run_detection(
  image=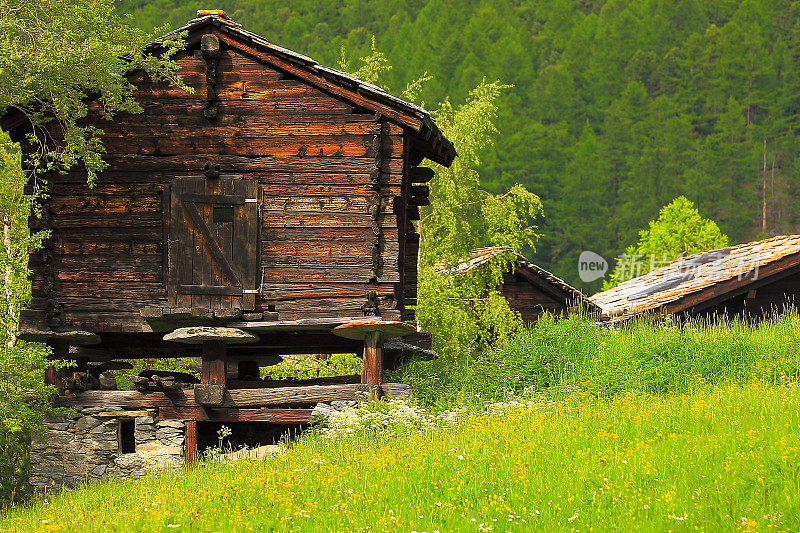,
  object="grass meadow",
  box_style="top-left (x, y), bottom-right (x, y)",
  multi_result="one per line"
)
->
top-left (2, 383), bottom-right (799, 531)
top-left (3, 313), bottom-right (800, 531)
